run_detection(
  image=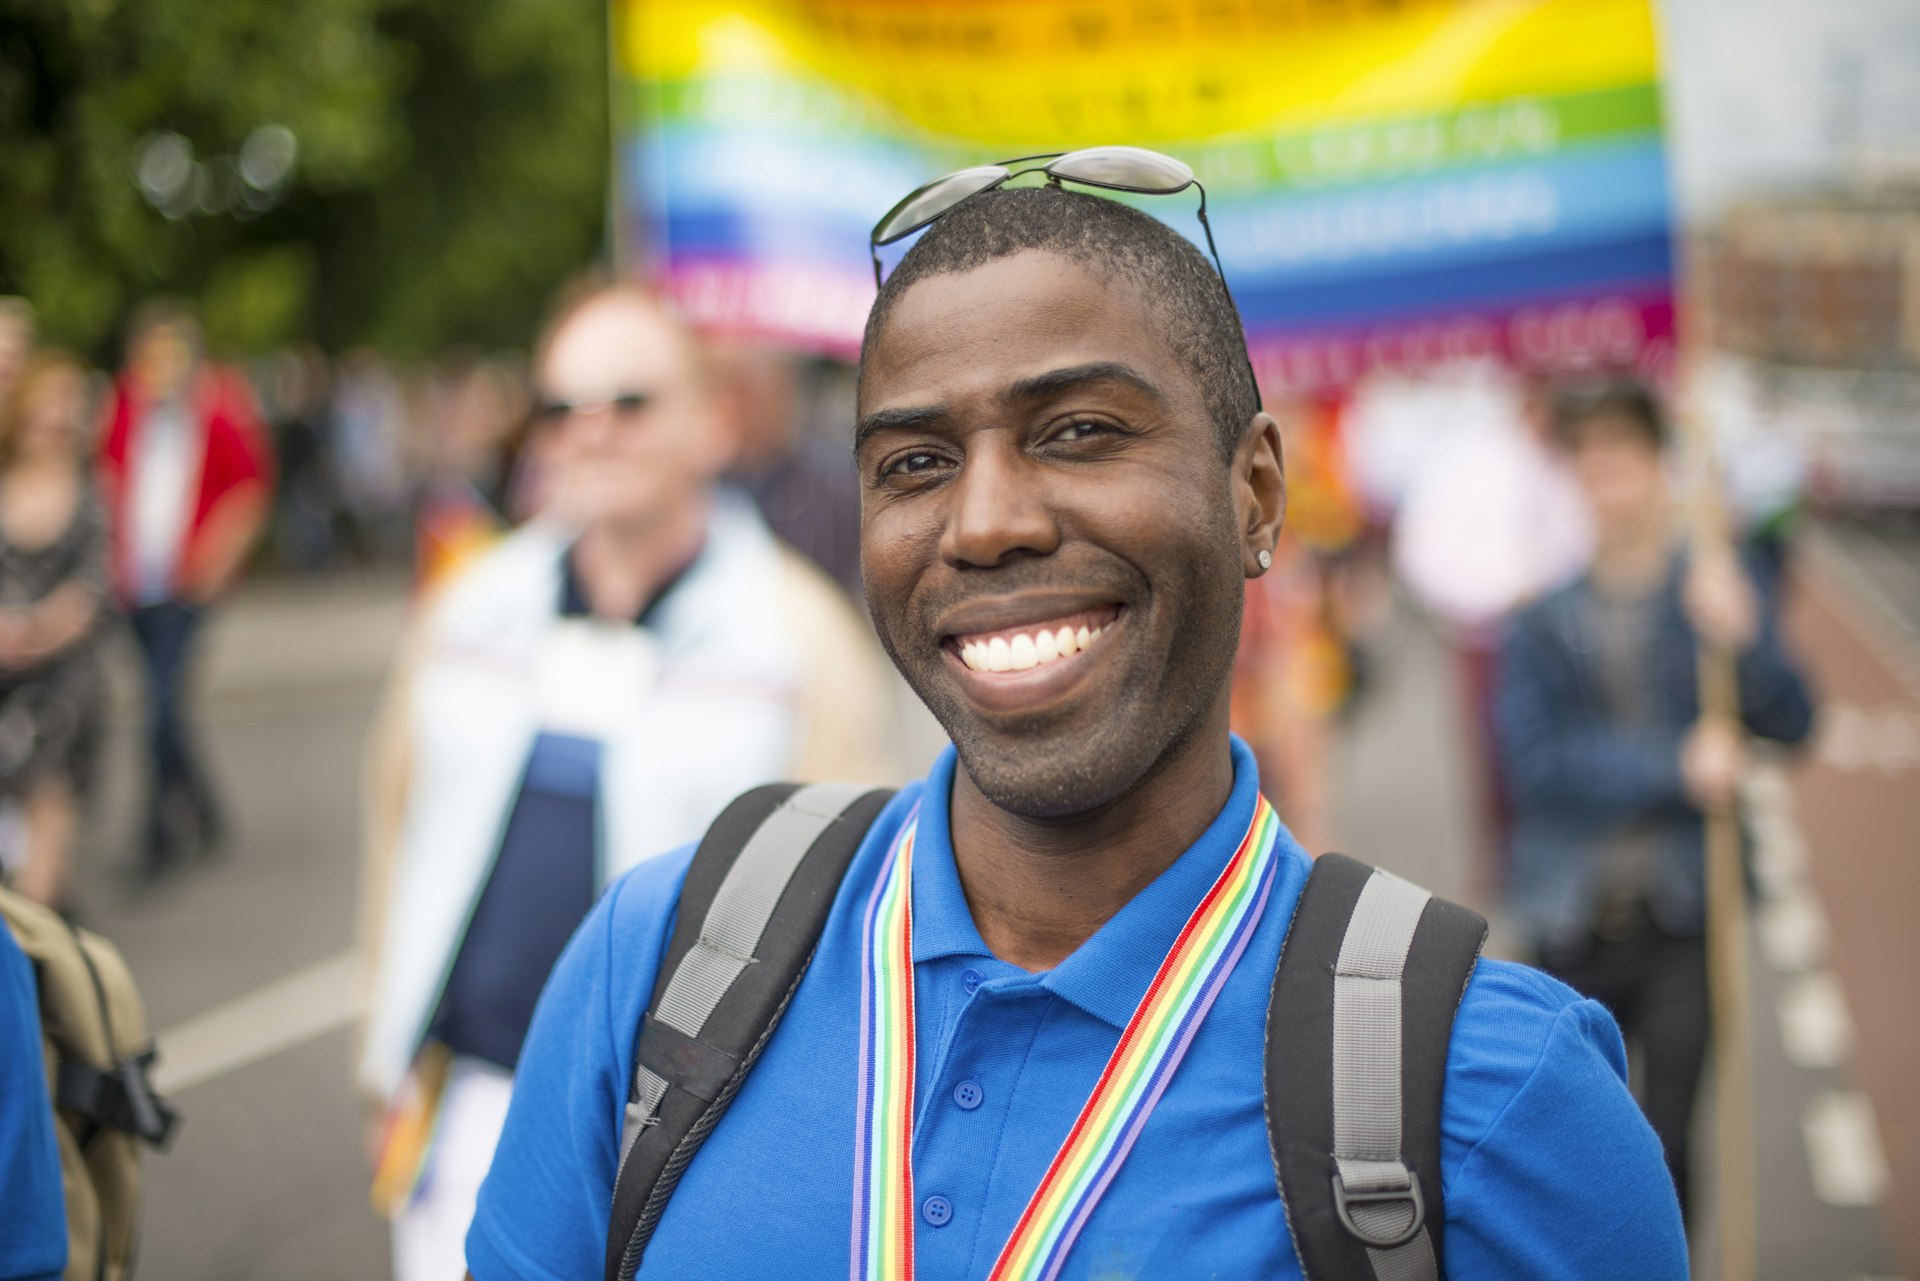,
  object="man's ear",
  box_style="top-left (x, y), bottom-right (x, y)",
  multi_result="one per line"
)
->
top-left (1237, 412), bottom-right (1285, 578)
